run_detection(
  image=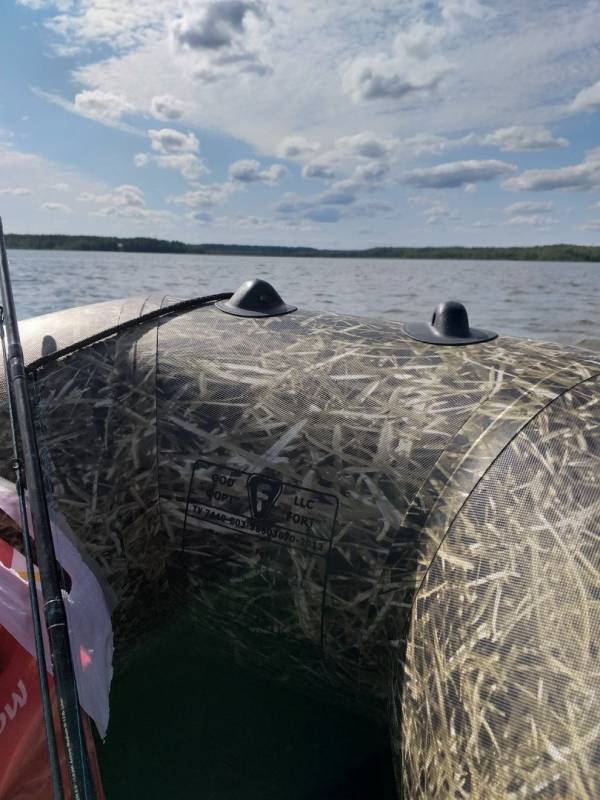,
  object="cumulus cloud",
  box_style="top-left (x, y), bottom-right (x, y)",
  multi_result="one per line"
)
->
top-left (134, 153), bottom-right (150, 167)
top-left (504, 201), bottom-right (554, 214)
top-left (580, 219), bottom-right (600, 231)
top-left (303, 207), bottom-right (341, 223)
top-left (93, 206), bottom-right (174, 224)
top-left (503, 149), bottom-right (600, 191)
top-left (481, 126), bottom-right (568, 151)
top-left (402, 133), bottom-right (458, 156)
top-left (342, 23), bottom-right (453, 103)
top-left (570, 79), bottom-right (600, 113)
top-left (73, 89), bottom-right (134, 122)
top-left (79, 184), bottom-right (146, 208)
top-left (441, 0), bottom-right (488, 22)
top-left (41, 201), bottom-right (71, 213)
top-left (275, 183), bottom-right (363, 225)
top-left (352, 161), bottom-right (390, 184)
top-left (155, 154), bottom-right (208, 180)
top-left (36, 2), bottom-right (170, 51)
top-left (277, 136), bottom-right (321, 160)
top-left (302, 159), bottom-right (338, 180)
top-left (149, 128), bottom-right (199, 153)
top-left (78, 182), bottom-right (176, 224)
top-left (422, 201), bottom-right (460, 225)
top-left (401, 126), bottom-right (567, 155)
top-left (167, 183), bottom-right (238, 208)
top-left (505, 214), bottom-right (556, 227)
top-left (170, 1), bottom-right (269, 82)
top-left (32, 87), bottom-right (138, 132)
top-left (404, 159), bottom-right (516, 188)
top-left (228, 159), bottom-right (286, 183)
top-left (0, 187), bottom-right (32, 196)
top-left (171, 1), bottom-right (264, 50)
top-left (335, 132), bottom-right (398, 160)
top-left (150, 95), bottom-right (186, 121)
top-left (17, 0), bottom-right (71, 10)
top-left (317, 189), bottom-right (356, 206)
top-left (135, 134), bottom-right (207, 178)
